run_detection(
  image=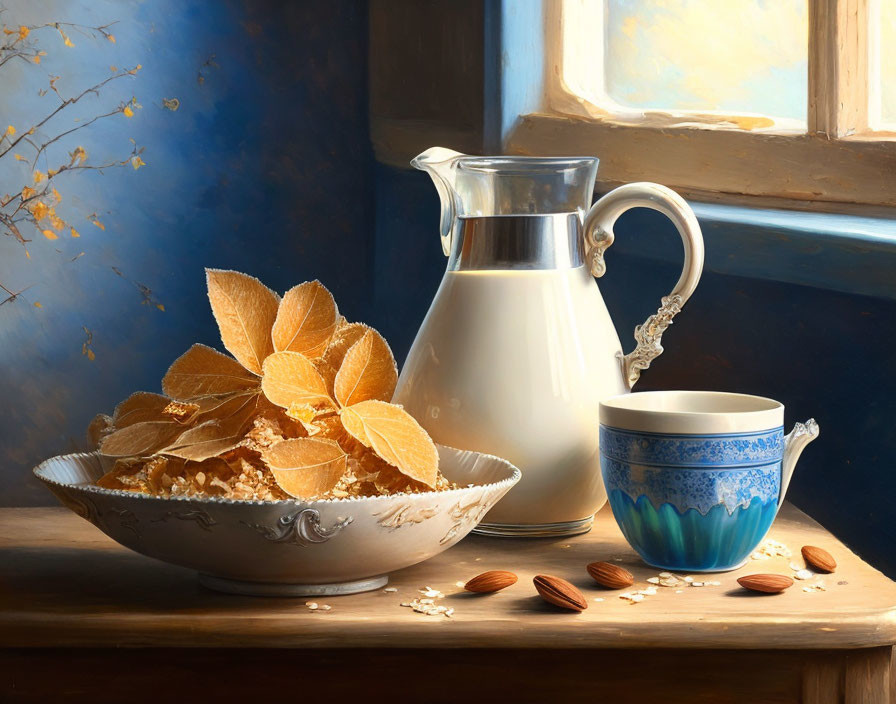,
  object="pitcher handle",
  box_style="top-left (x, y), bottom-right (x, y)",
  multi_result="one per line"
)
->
top-left (583, 183), bottom-right (705, 389)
